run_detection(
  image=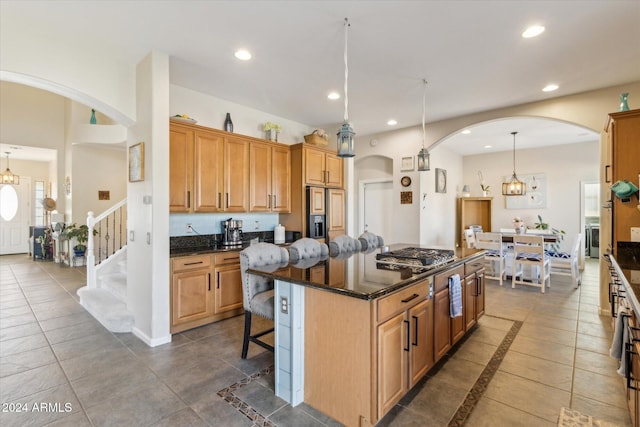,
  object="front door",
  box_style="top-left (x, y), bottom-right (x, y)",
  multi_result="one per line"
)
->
top-left (0, 177), bottom-right (31, 254)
